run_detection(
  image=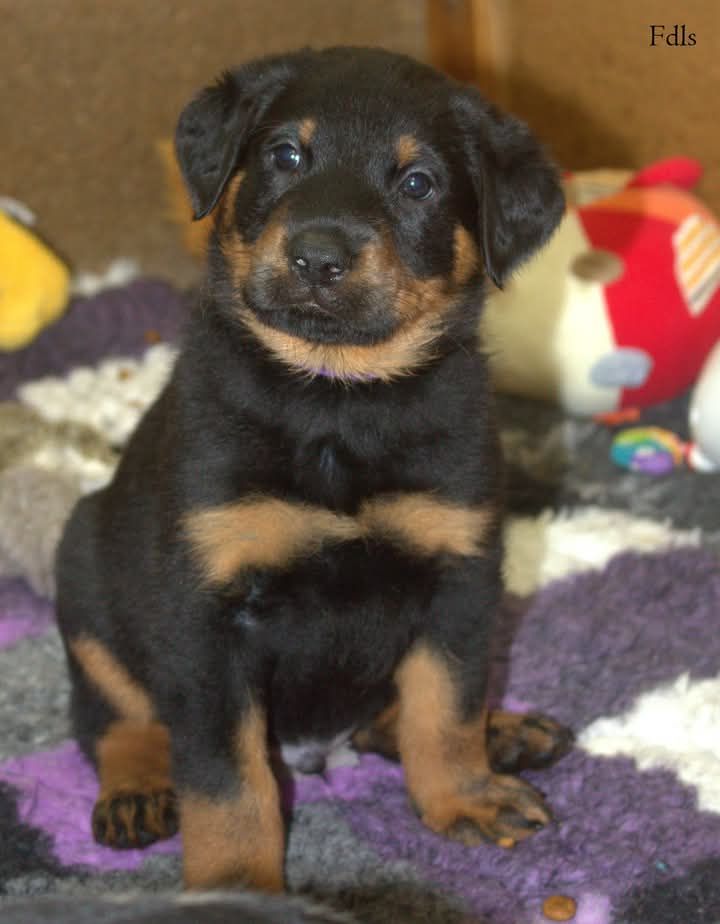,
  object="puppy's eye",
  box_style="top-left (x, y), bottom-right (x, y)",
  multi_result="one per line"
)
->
top-left (400, 171), bottom-right (433, 201)
top-left (272, 143), bottom-right (302, 171)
